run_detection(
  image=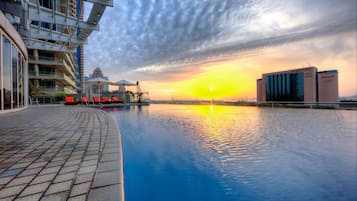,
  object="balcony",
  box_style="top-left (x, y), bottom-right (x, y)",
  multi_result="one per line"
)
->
top-left (64, 86), bottom-right (77, 94)
top-left (28, 55), bottom-right (64, 66)
top-left (38, 86), bottom-right (63, 95)
top-left (29, 71), bottom-right (64, 80)
top-left (63, 74), bottom-right (77, 88)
